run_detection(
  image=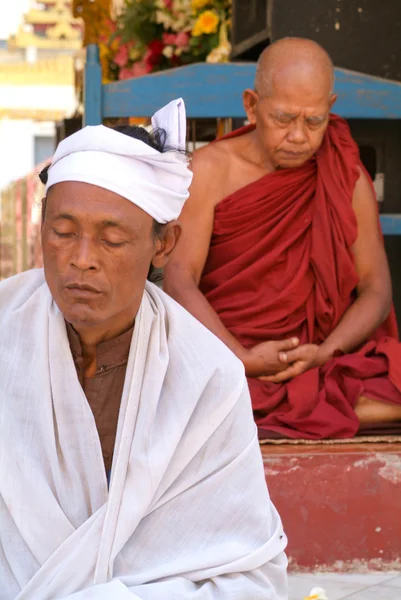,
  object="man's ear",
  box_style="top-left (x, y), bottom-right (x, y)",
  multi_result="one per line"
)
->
top-left (151, 221), bottom-right (181, 269)
top-left (243, 89), bottom-right (259, 125)
top-left (329, 93), bottom-right (337, 111)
